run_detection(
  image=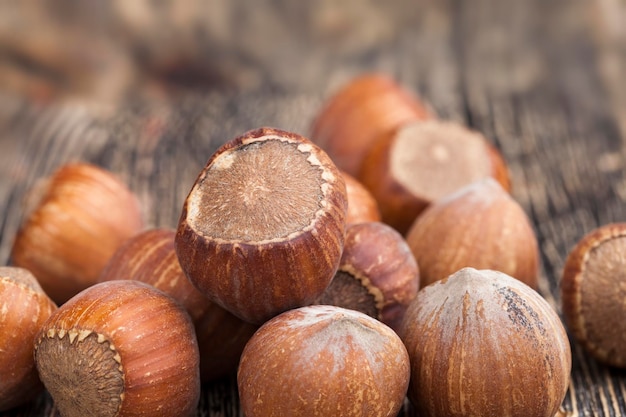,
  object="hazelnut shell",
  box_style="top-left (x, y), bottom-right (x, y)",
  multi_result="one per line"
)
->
top-left (400, 268), bottom-right (571, 417)
top-left (341, 171), bottom-right (382, 224)
top-left (176, 127), bottom-right (348, 324)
